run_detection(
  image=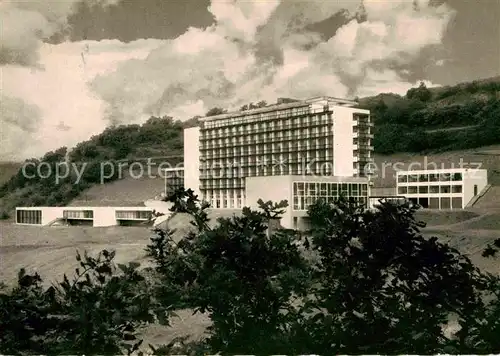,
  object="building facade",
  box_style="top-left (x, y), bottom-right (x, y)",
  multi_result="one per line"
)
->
top-left (163, 167), bottom-right (184, 197)
top-left (396, 168), bottom-right (488, 209)
top-left (245, 175), bottom-right (370, 229)
top-left (184, 96), bottom-right (373, 214)
top-left (182, 96), bottom-right (373, 229)
top-left (15, 206), bottom-right (154, 227)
